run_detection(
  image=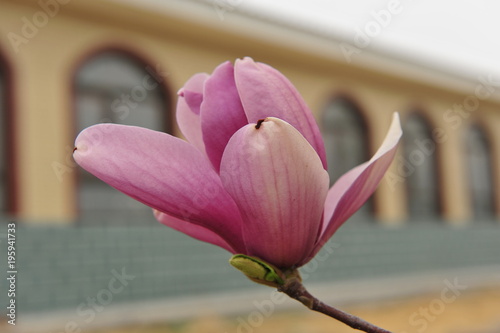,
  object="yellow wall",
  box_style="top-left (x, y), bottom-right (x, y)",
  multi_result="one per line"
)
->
top-left (1, 0), bottom-right (499, 224)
